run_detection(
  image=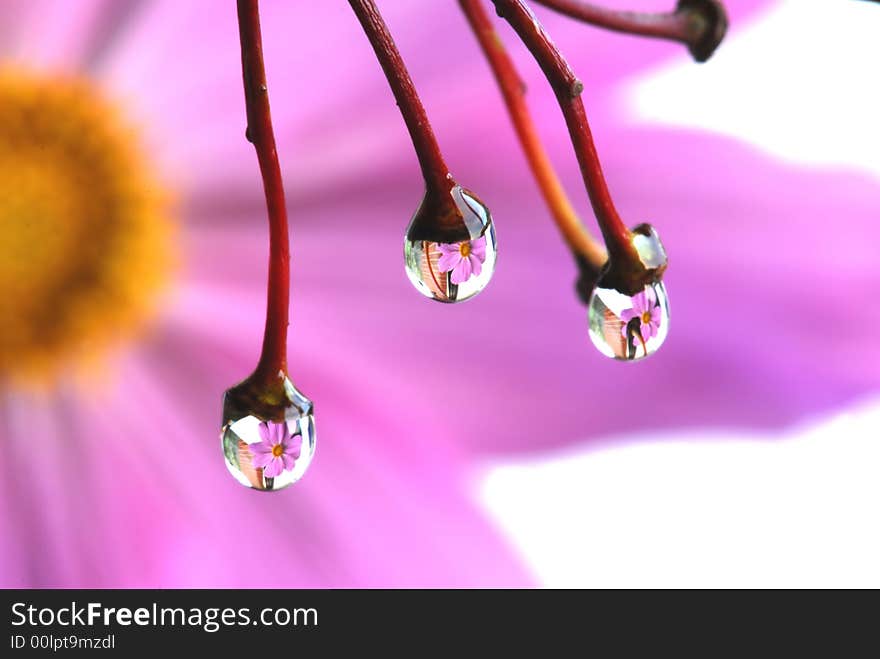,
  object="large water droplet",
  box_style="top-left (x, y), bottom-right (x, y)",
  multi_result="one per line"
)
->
top-left (588, 281), bottom-right (670, 361)
top-left (404, 187), bottom-right (497, 303)
top-left (221, 376), bottom-right (316, 491)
